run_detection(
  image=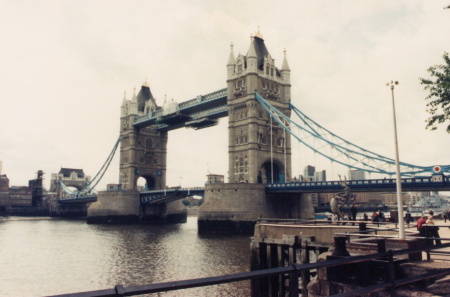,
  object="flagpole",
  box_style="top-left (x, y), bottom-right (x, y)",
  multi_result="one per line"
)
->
top-left (388, 80), bottom-right (405, 239)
